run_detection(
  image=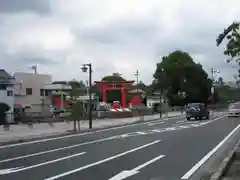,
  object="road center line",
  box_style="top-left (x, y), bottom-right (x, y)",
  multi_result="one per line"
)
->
top-left (0, 152), bottom-right (86, 175)
top-left (44, 140), bottom-right (161, 180)
top-left (181, 115), bottom-right (238, 179)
